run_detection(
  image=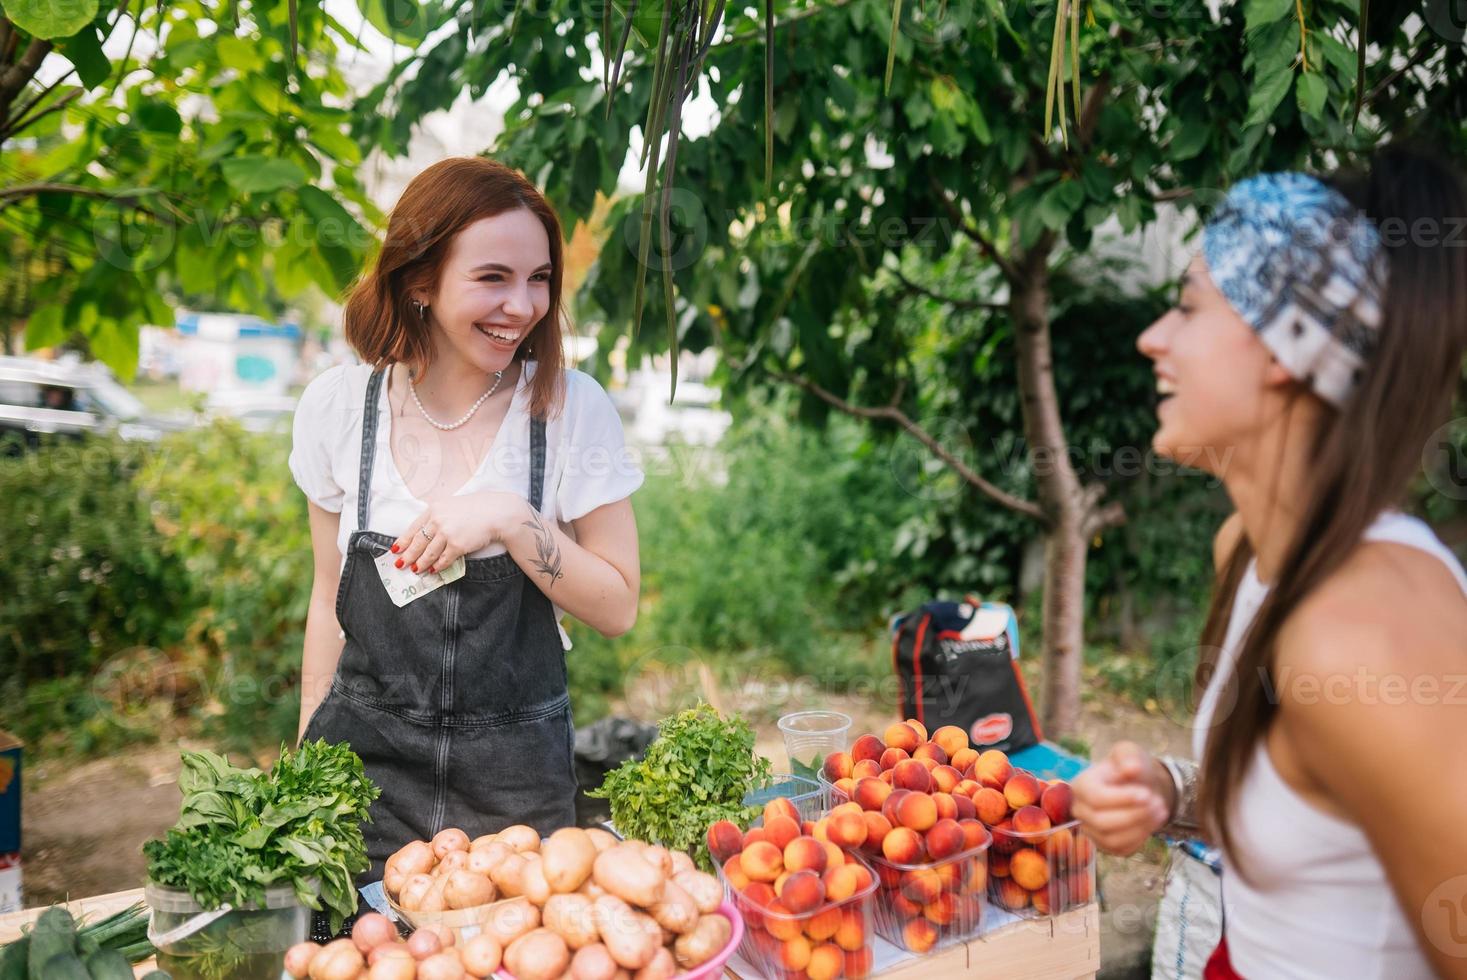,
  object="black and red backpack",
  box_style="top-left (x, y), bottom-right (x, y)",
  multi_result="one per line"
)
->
top-left (890, 595), bottom-right (1042, 753)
